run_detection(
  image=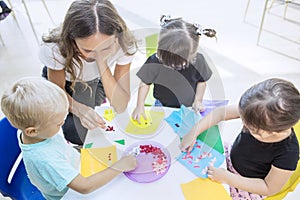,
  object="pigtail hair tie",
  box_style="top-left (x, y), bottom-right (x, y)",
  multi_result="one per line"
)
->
top-left (193, 23), bottom-right (203, 36)
top-left (193, 23), bottom-right (217, 41)
top-left (160, 15), bottom-right (172, 27)
top-left (160, 15), bottom-right (182, 27)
